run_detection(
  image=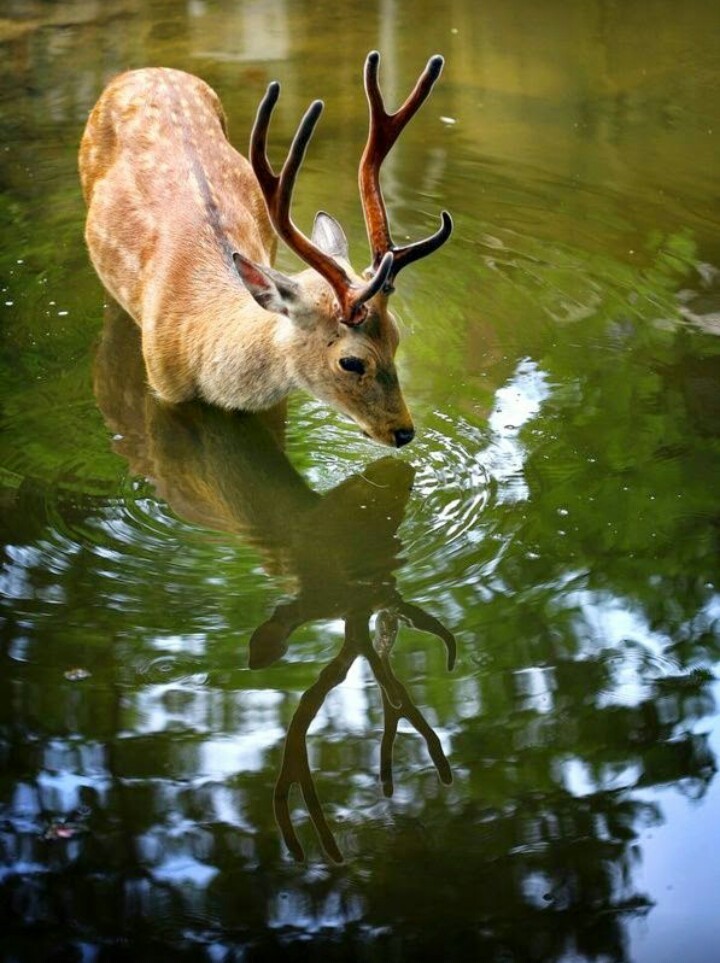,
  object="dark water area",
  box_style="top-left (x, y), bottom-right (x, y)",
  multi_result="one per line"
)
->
top-left (1, 1), bottom-right (720, 960)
